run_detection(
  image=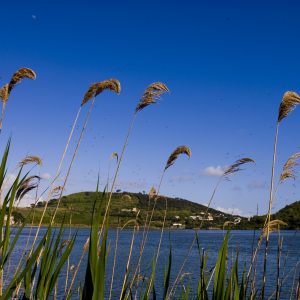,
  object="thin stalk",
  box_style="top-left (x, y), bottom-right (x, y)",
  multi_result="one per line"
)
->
top-left (126, 170), bottom-right (165, 298)
top-left (276, 234), bottom-right (283, 300)
top-left (109, 226), bottom-right (120, 300)
top-left (65, 237), bottom-right (90, 299)
top-left (119, 212), bottom-right (140, 299)
top-left (168, 177), bottom-right (222, 298)
top-left (262, 122), bottom-right (279, 299)
top-left (100, 113), bottom-right (137, 235)
top-left (0, 102), bottom-right (7, 134)
top-left (51, 105), bottom-right (88, 223)
top-left (29, 106), bottom-right (82, 253)
top-left (64, 212), bottom-right (73, 295)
